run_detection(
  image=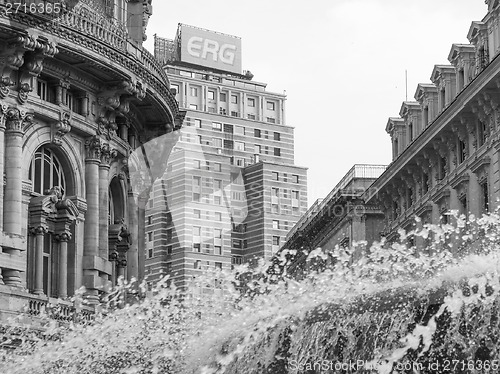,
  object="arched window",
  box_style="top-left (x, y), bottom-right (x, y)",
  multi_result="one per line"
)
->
top-left (29, 146), bottom-right (66, 196)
